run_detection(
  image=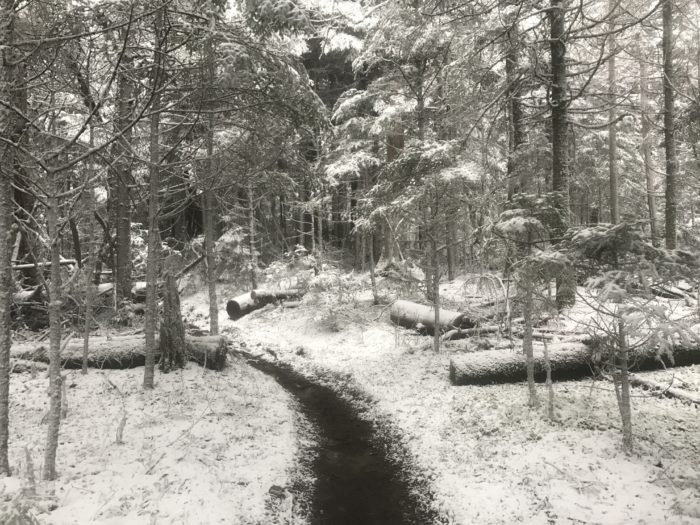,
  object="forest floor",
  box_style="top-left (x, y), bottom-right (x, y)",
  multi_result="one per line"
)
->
top-left (2, 347), bottom-right (301, 524)
top-left (2, 266), bottom-right (700, 524)
top-left (192, 267), bottom-right (700, 525)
